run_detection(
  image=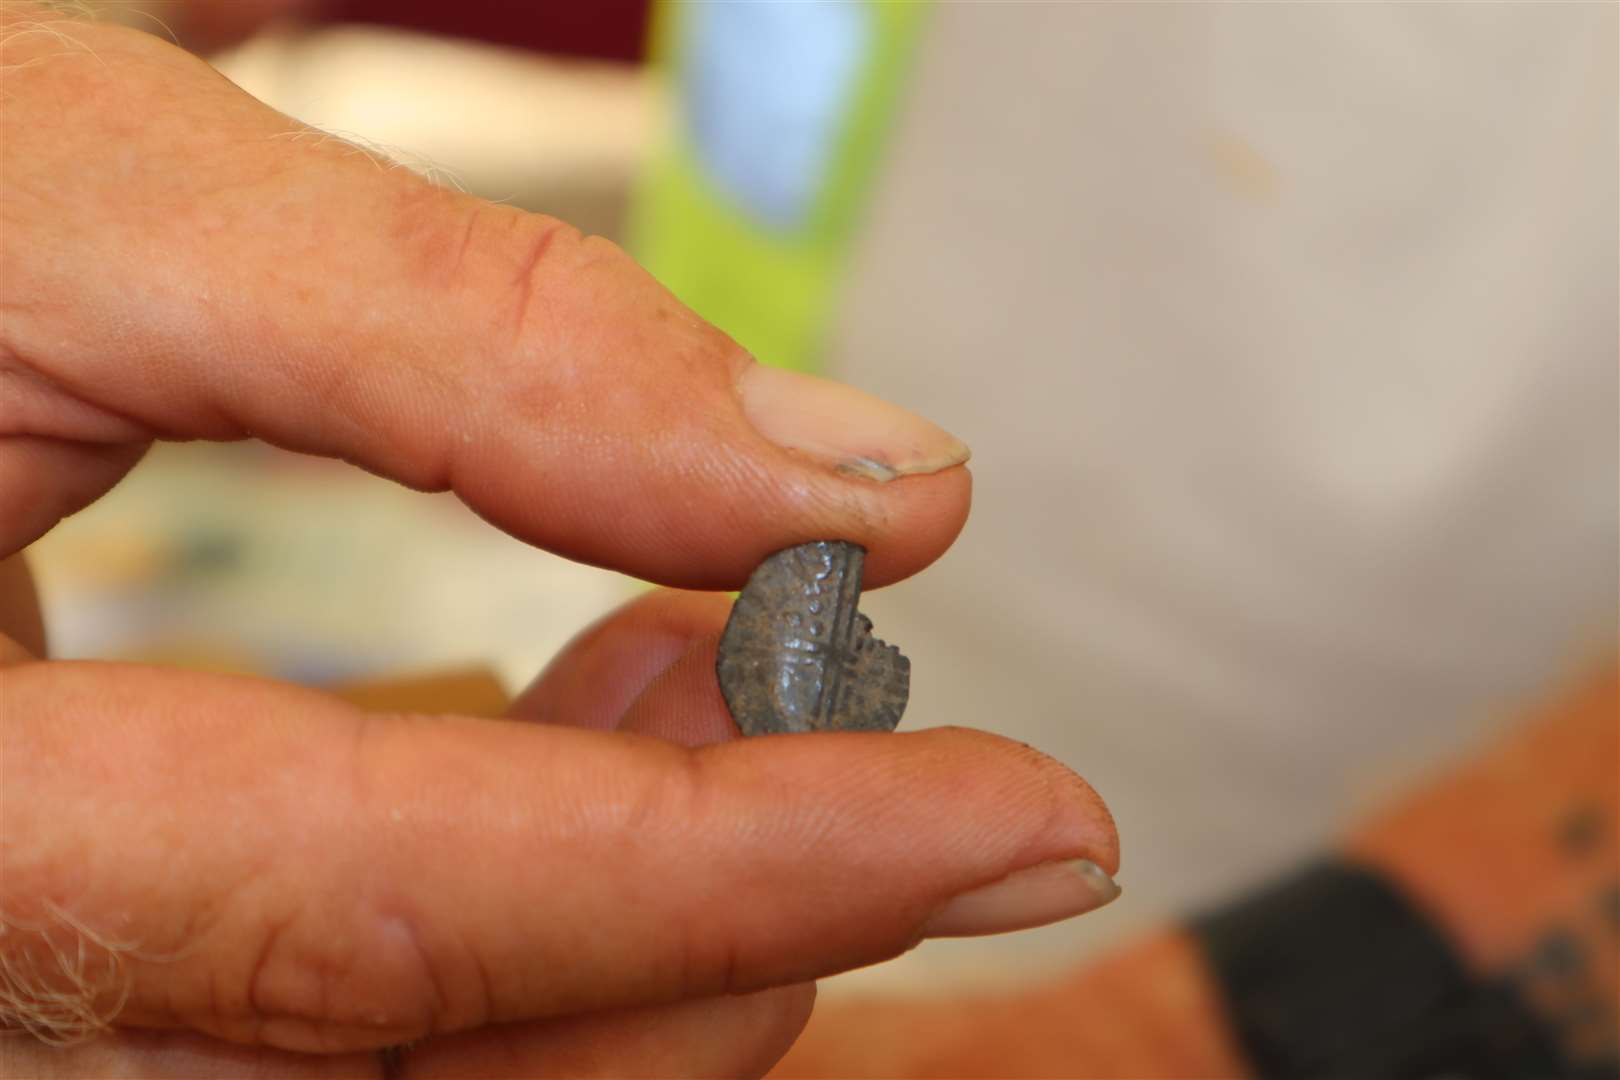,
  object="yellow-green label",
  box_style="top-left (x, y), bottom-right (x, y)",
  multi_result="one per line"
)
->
top-left (631, 1), bottom-right (930, 375)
